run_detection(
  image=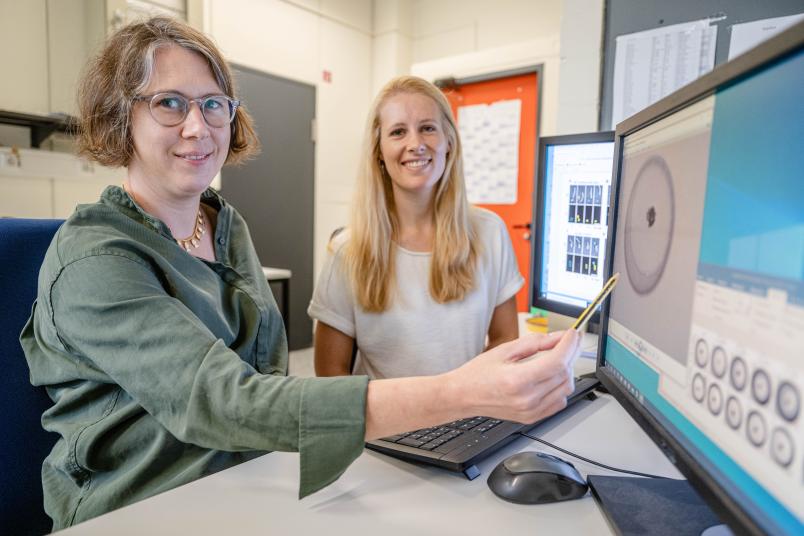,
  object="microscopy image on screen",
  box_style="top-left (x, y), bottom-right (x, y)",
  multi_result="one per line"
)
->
top-left (624, 156), bottom-right (675, 295)
top-left (567, 182), bottom-right (605, 227)
top-left (610, 112), bottom-right (711, 365)
top-left (565, 234), bottom-right (601, 276)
